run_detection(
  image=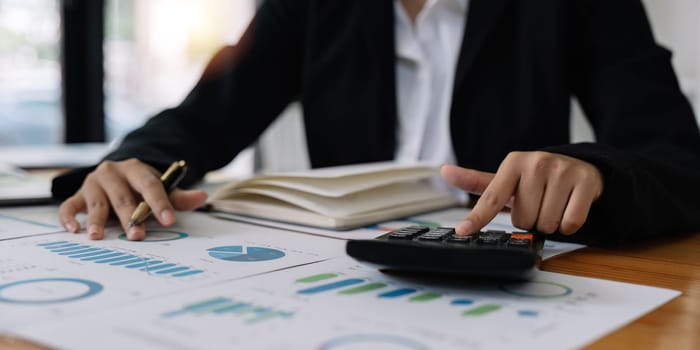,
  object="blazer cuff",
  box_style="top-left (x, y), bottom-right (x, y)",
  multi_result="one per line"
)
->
top-left (540, 142), bottom-right (637, 247)
top-left (51, 154), bottom-right (174, 201)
